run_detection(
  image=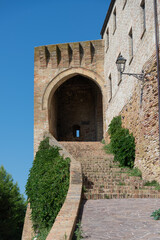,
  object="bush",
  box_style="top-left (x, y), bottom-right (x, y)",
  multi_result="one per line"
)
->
top-left (0, 166), bottom-right (26, 240)
top-left (26, 138), bottom-right (70, 236)
top-left (108, 115), bottom-right (122, 136)
top-left (106, 116), bottom-right (135, 168)
top-left (151, 208), bottom-right (160, 220)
